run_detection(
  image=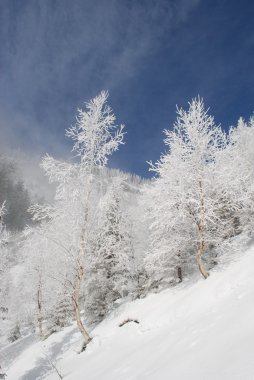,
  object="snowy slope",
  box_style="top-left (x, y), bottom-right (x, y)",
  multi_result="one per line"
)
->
top-left (2, 247), bottom-right (254, 380)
